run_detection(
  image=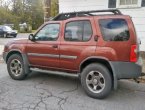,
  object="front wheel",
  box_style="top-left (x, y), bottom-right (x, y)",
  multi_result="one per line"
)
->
top-left (13, 34), bottom-right (17, 38)
top-left (7, 54), bottom-right (28, 80)
top-left (81, 63), bottom-right (112, 99)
